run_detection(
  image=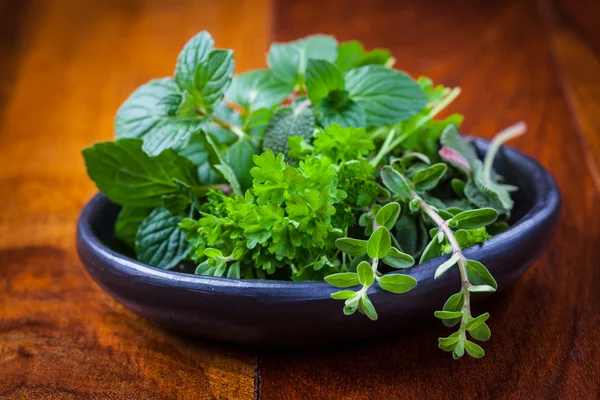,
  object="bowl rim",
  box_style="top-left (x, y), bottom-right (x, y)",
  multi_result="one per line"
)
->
top-left (77, 138), bottom-right (561, 294)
